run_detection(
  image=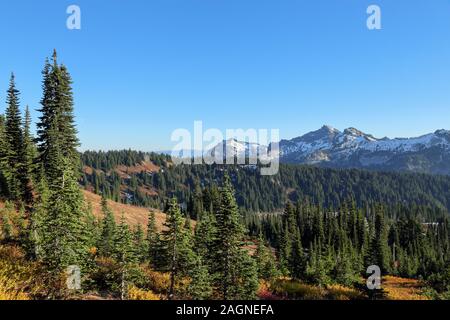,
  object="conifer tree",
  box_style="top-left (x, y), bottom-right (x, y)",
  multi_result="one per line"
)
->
top-left (188, 257), bottom-right (213, 300)
top-left (255, 233), bottom-right (278, 280)
top-left (36, 51), bottom-right (79, 176)
top-left (162, 198), bottom-right (195, 299)
top-left (21, 105), bottom-right (34, 207)
top-left (39, 154), bottom-right (88, 272)
top-left (28, 165), bottom-right (49, 259)
top-left (133, 223), bottom-right (147, 263)
top-left (290, 227), bottom-right (306, 279)
top-left (98, 194), bottom-right (116, 257)
top-left (0, 114), bottom-right (8, 196)
top-left (368, 210), bottom-right (391, 274)
top-left (113, 213), bottom-right (136, 300)
top-left (3, 74), bottom-right (29, 205)
top-left (212, 174), bottom-right (258, 300)
top-left (194, 210), bottom-right (216, 268)
top-left (146, 209), bottom-right (160, 266)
